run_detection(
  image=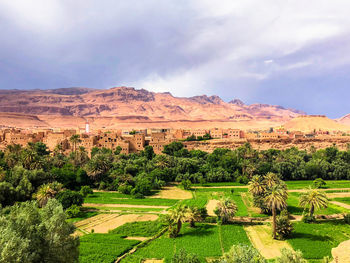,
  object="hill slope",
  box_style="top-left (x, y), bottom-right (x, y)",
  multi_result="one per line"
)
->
top-left (284, 115), bottom-right (350, 132)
